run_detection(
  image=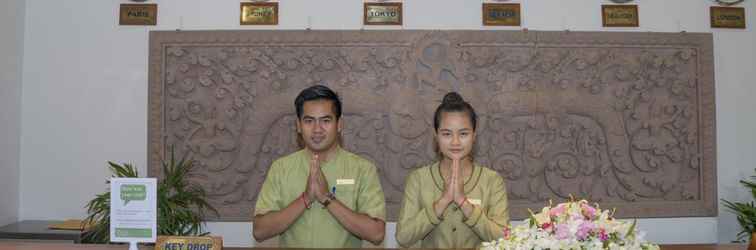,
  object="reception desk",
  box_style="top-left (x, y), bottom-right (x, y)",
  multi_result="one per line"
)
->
top-left (0, 220), bottom-right (82, 243)
top-left (0, 242), bottom-right (747, 250)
